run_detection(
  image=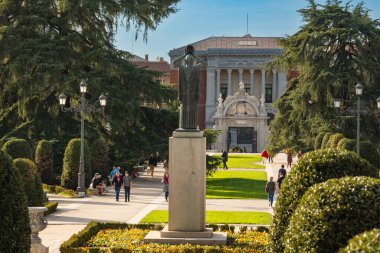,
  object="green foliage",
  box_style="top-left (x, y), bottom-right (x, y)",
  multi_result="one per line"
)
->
top-left (359, 141), bottom-right (380, 168)
top-left (90, 139), bottom-right (109, 177)
top-left (342, 139), bottom-right (356, 151)
top-left (337, 137), bottom-right (349, 149)
top-left (314, 132), bottom-right (326, 150)
top-left (61, 139), bottom-right (91, 190)
top-left (43, 184), bottom-right (76, 198)
top-left (268, 0), bottom-right (380, 153)
top-left (2, 138), bottom-right (32, 159)
top-left (284, 177), bottom-right (380, 252)
top-left (321, 132), bottom-right (334, 149)
top-left (206, 154), bottom-right (221, 176)
top-left (60, 222), bottom-right (268, 253)
top-left (203, 129), bottom-right (222, 150)
top-left (35, 140), bottom-right (55, 184)
top-left (0, 150), bottom-right (30, 253)
top-left (328, 133), bottom-right (345, 148)
top-left (339, 229), bottom-right (380, 253)
top-left (269, 149), bottom-right (379, 253)
top-left (13, 158), bottom-right (44, 207)
top-left (44, 201), bottom-right (58, 216)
